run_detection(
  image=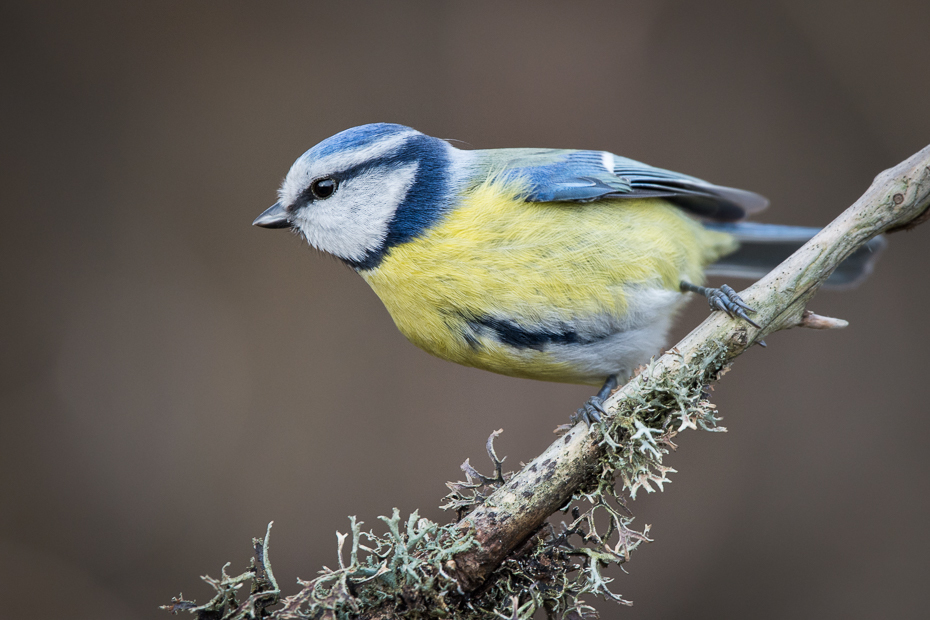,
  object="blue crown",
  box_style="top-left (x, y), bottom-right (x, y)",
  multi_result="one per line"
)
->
top-left (308, 123), bottom-right (417, 160)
